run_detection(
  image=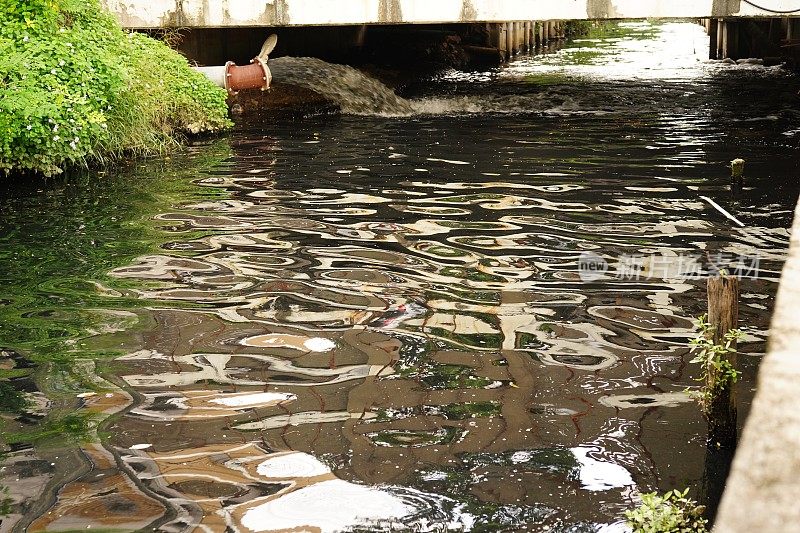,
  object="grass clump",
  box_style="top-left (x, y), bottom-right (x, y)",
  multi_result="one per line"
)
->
top-left (625, 489), bottom-right (708, 533)
top-left (0, 0), bottom-right (231, 176)
top-left (0, 382), bottom-right (28, 413)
